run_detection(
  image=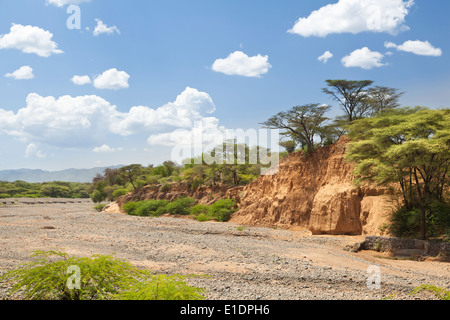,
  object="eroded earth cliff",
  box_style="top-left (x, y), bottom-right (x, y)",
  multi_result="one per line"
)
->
top-left (228, 137), bottom-right (396, 235)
